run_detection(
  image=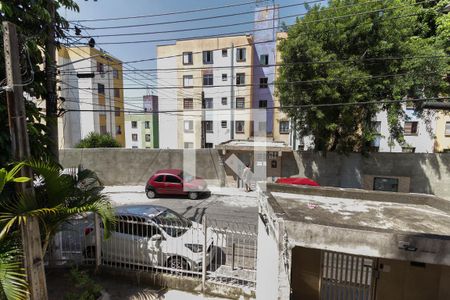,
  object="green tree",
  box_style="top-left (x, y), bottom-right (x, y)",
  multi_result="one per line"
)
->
top-left (0, 0), bottom-right (79, 164)
top-left (277, 0), bottom-right (449, 152)
top-left (76, 132), bottom-right (122, 148)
